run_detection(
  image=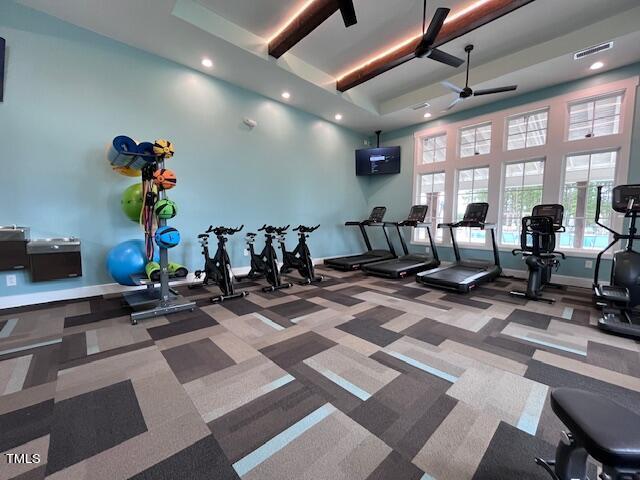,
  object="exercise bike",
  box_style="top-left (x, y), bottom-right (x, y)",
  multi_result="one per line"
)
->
top-left (593, 184), bottom-right (640, 339)
top-left (510, 204), bottom-right (566, 303)
top-left (536, 387), bottom-right (640, 480)
top-left (278, 225), bottom-right (324, 285)
top-left (189, 225), bottom-right (248, 303)
top-left (238, 225), bottom-right (293, 293)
